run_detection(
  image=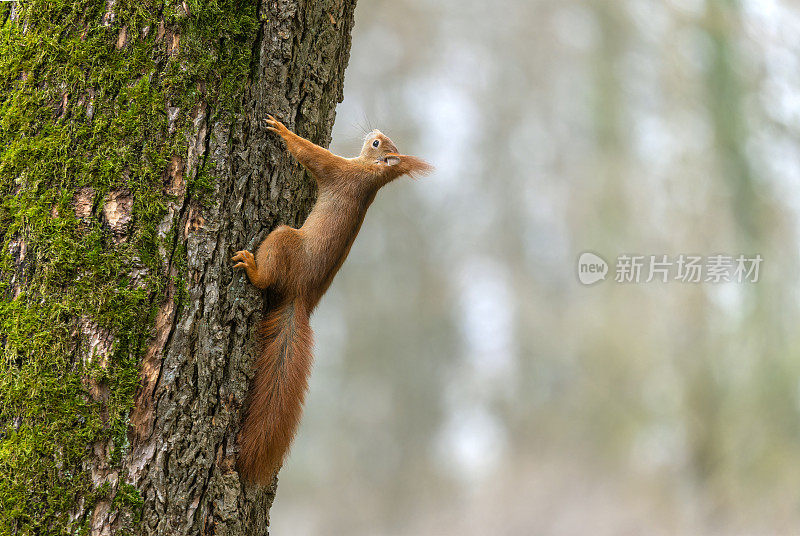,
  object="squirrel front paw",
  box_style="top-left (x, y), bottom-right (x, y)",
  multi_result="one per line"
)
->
top-left (265, 114), bottom-right (289, 137)
top-left (232, 250), bottom-right (256, 271)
